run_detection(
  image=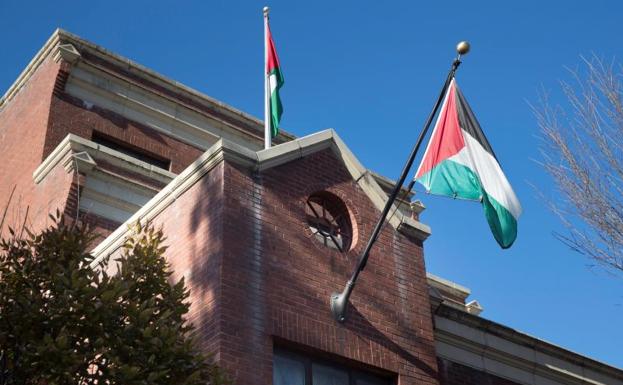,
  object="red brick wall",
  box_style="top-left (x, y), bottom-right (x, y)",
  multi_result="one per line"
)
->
top-left (45, 94), bottom-right (204, 174)
top-left (151, 162), bottom-right (225, 359)
top-left (30, 155), bottom-right (77, 231)
top-left (144, 148), bottom-right (439, 384)
top-left (0, 56), bottom-right (67, 234)
top-left (0, 54), bottom-right (117, 237)
top-left (437, 358), bottom-right (521, 385)
top-left (0, 53), bottom-right (206, 238)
